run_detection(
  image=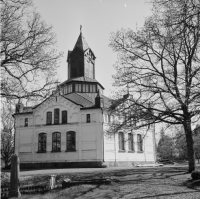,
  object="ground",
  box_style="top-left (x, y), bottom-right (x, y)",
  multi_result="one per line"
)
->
top-left (2, 165), bottom-right (200, 199)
